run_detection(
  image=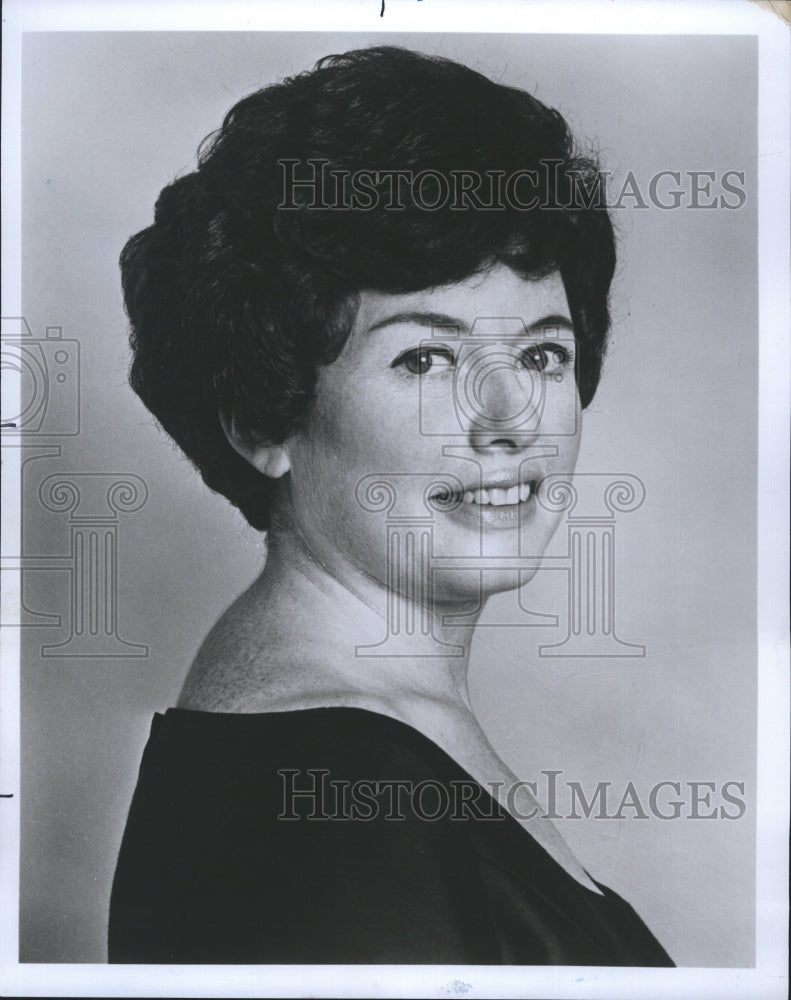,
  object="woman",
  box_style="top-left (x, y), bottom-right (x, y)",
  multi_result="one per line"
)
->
top-left (109, 46), bottom-right (673, 966)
